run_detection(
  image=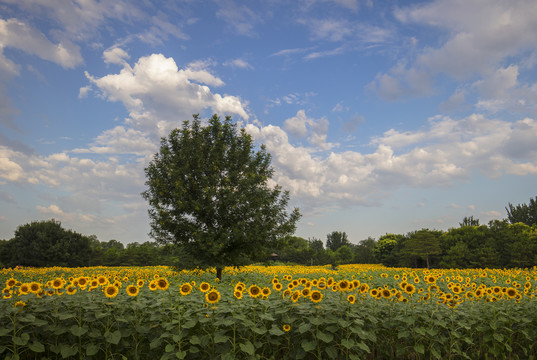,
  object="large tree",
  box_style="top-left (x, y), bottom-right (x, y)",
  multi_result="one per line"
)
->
top-left (142, 114), bottom-right (301, 279)
top-left (8, 219), bottom-right (93, 267)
